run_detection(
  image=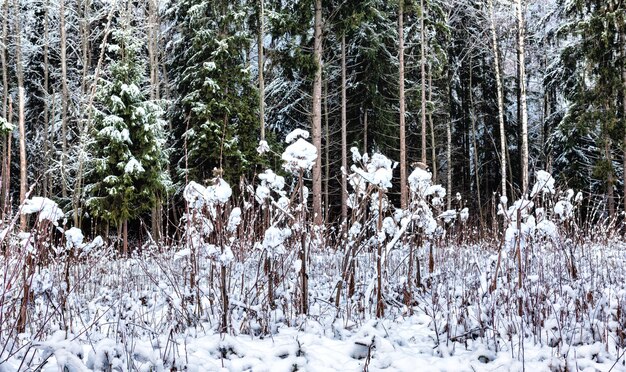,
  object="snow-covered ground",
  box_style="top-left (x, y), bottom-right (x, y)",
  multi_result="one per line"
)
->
top-left (1, 238), bottom-right (626, 371)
